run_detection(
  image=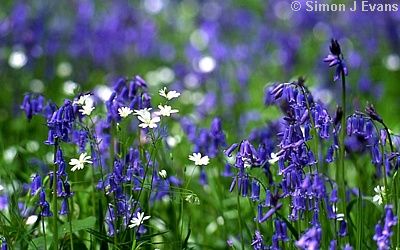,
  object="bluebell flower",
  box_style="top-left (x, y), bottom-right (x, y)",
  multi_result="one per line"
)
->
top-left (343, 244), bottom-right (353, 250)
top-left (324, 39), bottom-right (348, 81)
top-left (59, 198), bottom-right (69, 215)
top-left (30, 174), bottom-right (42, 195)
top-left (21, 94), bottom-right (45, 120)
top-left (251, 180), bottom-right (260, 201)
top-left (339, 220), bottom-right (347, 237)
top-left (366, 103), bottom-right (383, 123)
top-left (39, 189), bottom-right (52, 217)
top-left (251, 230), bottom-right (266, 250)
top-left (1, 240), bottom-right (7, 250)
top-left (329, 240), bottom-right (337, 250)
top-left (373, 205), bottom-right (398, 250)
top-left (295, 226), bottom-right (321, 250)
top-left (326, 145), bottom-right (335, 163)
